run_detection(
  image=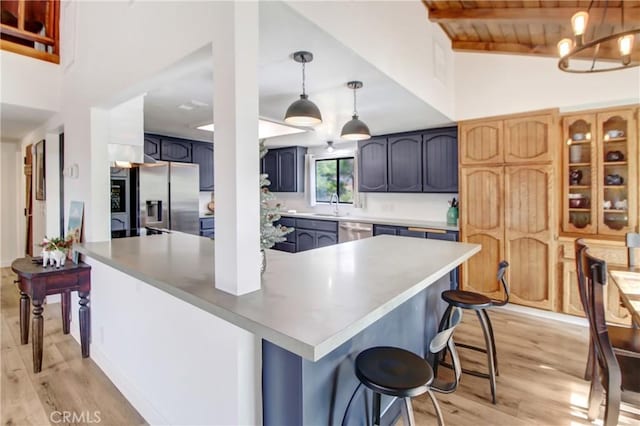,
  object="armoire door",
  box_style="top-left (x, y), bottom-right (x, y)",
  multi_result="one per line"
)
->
top-left (459, 120), bottom-right (503, 165)
top-left (460, 166), bottom-right (505, 299)
top-left (504, 164), bottom-right (556, 310)
top-left (504, 112), bottom-right (555, 164)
